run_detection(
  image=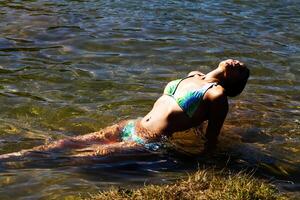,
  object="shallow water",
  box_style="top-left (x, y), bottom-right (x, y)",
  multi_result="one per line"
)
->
top-left (0, 0), bottom-right (299, 199)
